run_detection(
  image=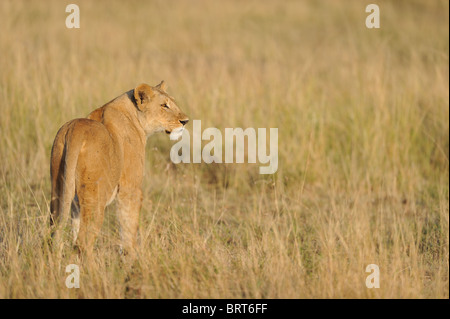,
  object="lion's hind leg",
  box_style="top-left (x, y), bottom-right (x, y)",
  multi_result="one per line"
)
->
top-left (75, 182), bottom-right (108, 254)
